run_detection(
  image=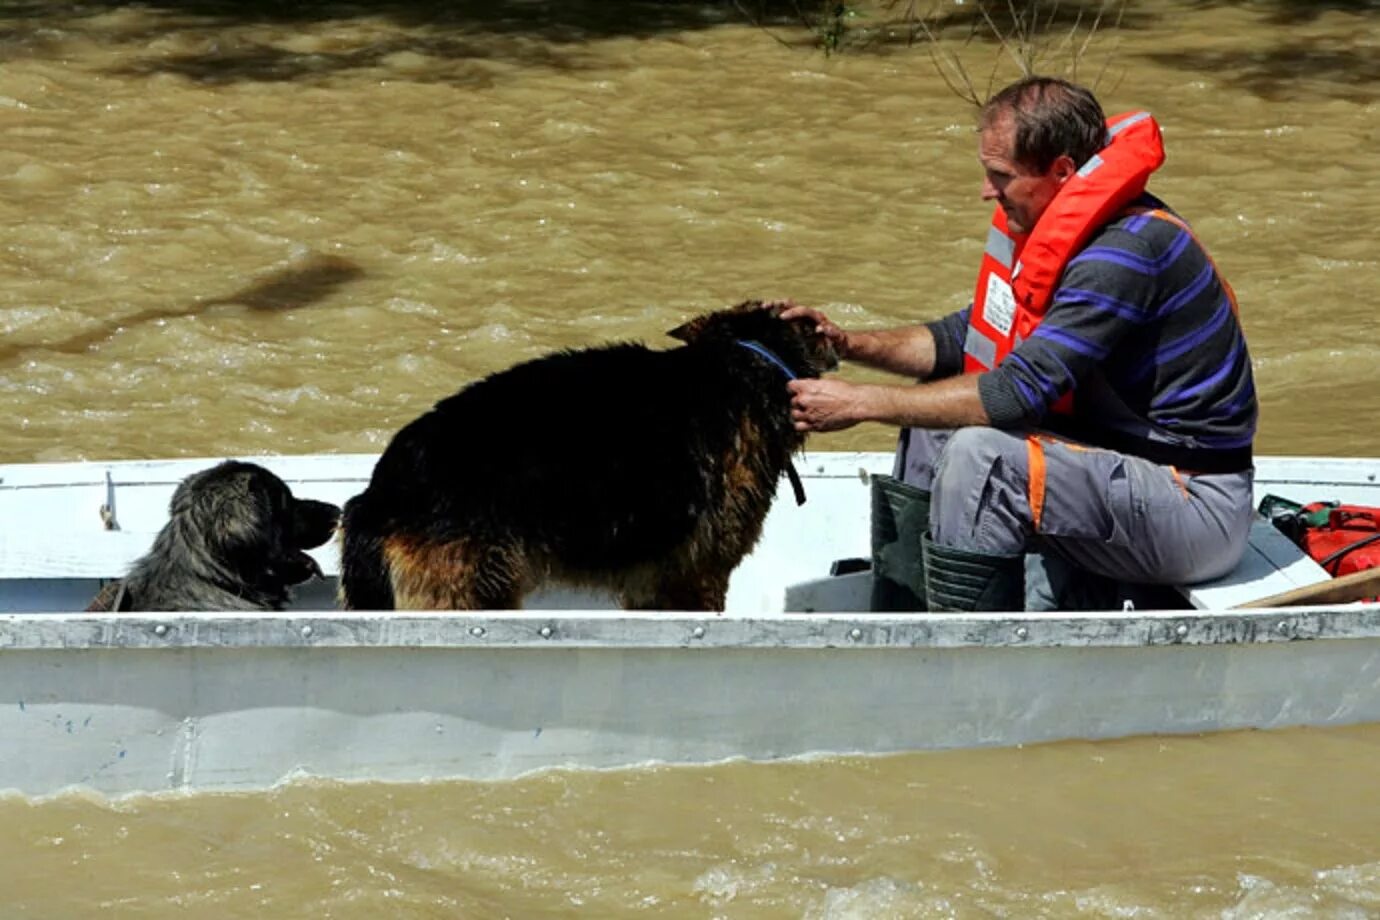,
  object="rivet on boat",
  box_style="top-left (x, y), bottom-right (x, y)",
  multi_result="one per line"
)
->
top-left (469, 625), bottom-right (485, 638)
top-left (1015, 626), bottom-right (1029, 640)
top-left (539, 625), bottom-right (553, 639)
top-left (848, 627), bottom-right (863, 641)
top-left (691, 626), bottom-right (705, 639)
top-left (1175, 623), bottom-right (1189, 638)
top-left (300, 625), bottom-right (313, 638)
top-left (153, 624), bottom-right (167, 637)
